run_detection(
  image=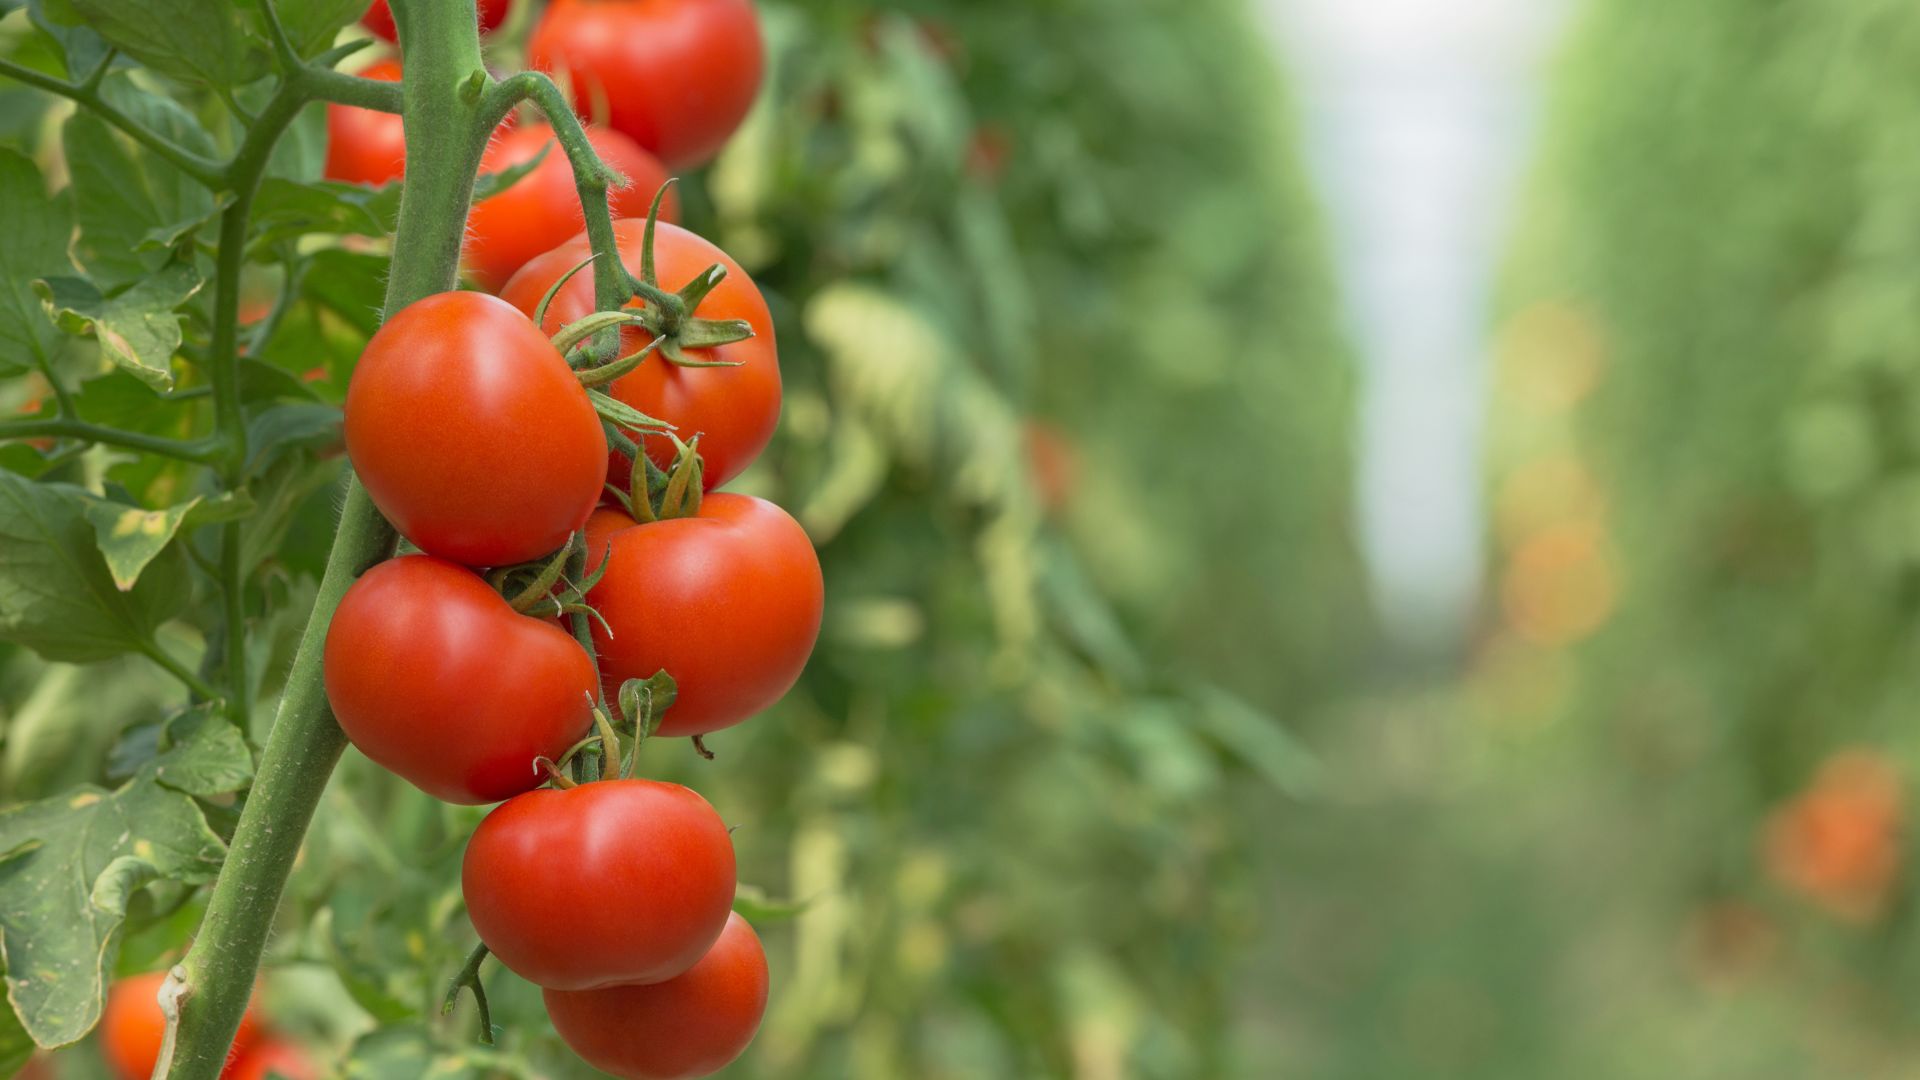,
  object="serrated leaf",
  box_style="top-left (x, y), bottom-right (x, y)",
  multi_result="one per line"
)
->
top-left (63, 83), bottom-right (217, 286)
top-left (0, 148), bottom-right (74, 380)
top-left (65, 0), bottom-right (256, 87)
top-left (0, 770), bottom-right (227, 1048)
top-left (0, 471), bottom-right (189, 662)
top-left (79, 495), bottom-right (194, 591)
top-left (28, 0), bottom-right (110, 79)
top-left (146, 706), bottom-right (253, 798)
top-left (36, 264), bottom-right (202, 392)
